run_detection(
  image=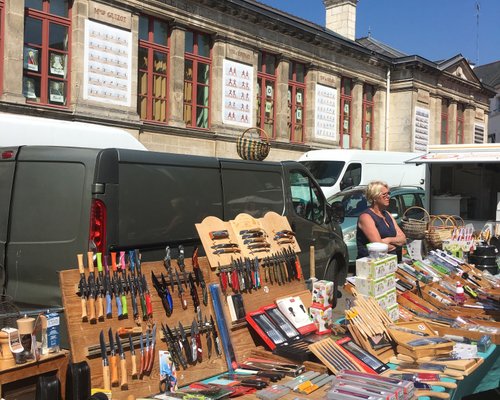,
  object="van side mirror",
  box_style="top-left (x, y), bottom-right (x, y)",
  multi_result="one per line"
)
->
top-left (327, 201), bottom-right (345, 224)
top-left (340, 177), bottom-right (354, 191)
